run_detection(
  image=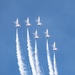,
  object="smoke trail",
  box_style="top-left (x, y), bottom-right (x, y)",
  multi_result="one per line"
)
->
top-left (27, 28), bottom-right (36, 75)
top-left (53, 52), bottom-right (58, 75)
top-left (35, 40), bottom-right (42, 75)
top-left (16, 28), bottom-right (27, 75)
top-left (46, 39), bottom-right (54, 75)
